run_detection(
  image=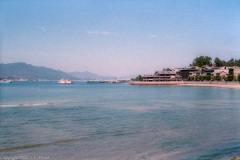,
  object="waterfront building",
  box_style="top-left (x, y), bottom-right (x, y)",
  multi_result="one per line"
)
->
top-left (230, 66), bottom-right (240, 79)
top-left (171, 68), bottom-right (181, 72)
top-left (142, 66), bottom-right (240, 82)
top-left (143, 71), bottom-right (182, 82)
top-left (201, 65), bottom-right (220, 75)
top-left (211, 71), bottom-right (228, 77)
top-left (201, 65), bottom-right (212, 71)
top-left (142, 74), bottom-right (161, 82)
top-left (191, 71), bottom-right (207, 77)
top-left (179, 67), bottom-right (198, 80)
top-left (211, 67), bottom-right (229, 77)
